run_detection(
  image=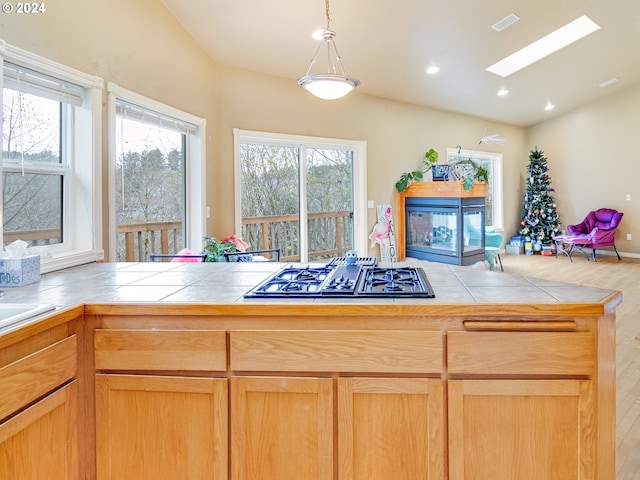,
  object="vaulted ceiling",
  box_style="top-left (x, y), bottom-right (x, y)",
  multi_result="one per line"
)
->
top-left (161, 0), bottom-right (640, 127)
